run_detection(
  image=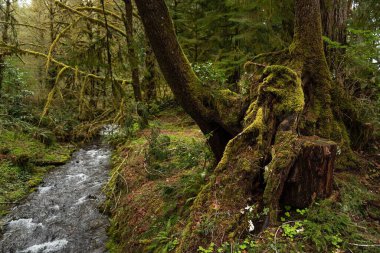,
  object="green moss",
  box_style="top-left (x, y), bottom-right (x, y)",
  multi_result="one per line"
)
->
top-left (0, 129), bottom-right (74, 164)
top-left (176, 65), bottom-right (308, 251)
top-left (259, 65), bottom-right (304, 115)
top-left (211, 89), bottom-right (243, 130)
top-left (0, 127), bottom-right (73, 218)
top-left (0, 161), bottom-right (44, 216)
